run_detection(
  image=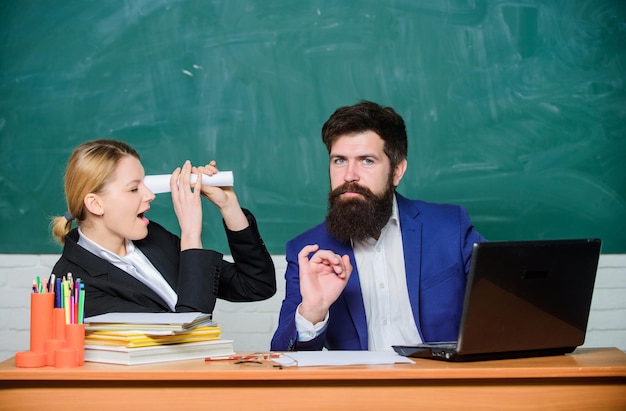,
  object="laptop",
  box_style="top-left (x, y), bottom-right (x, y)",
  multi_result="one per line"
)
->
top-left (393, 238), bottom-right (602, 362)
